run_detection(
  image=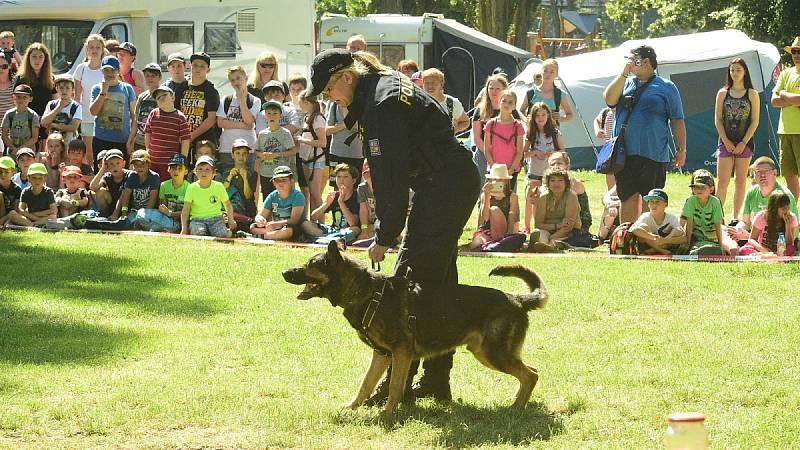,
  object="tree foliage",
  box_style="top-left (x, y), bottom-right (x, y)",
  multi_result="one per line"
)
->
top-left (604, 0), bottom-right (799, 63)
